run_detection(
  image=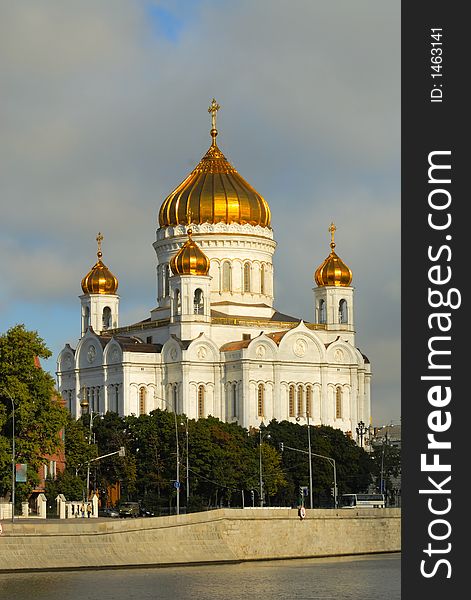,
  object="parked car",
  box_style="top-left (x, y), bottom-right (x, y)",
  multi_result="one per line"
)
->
top-left (139, 506), bottom-right (155, 518)
top-left (98, 506), bottom-right (120, 518)
top-left (119, 501), bottom-right (140, 518)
